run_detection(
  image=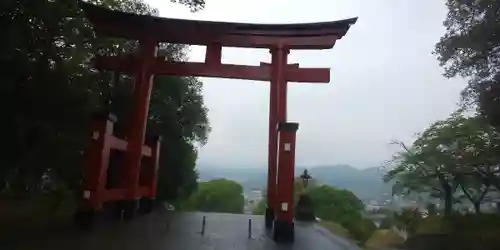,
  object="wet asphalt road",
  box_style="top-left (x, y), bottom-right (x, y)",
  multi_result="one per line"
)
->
top-left (7, 211), bottom-right (363, 250)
